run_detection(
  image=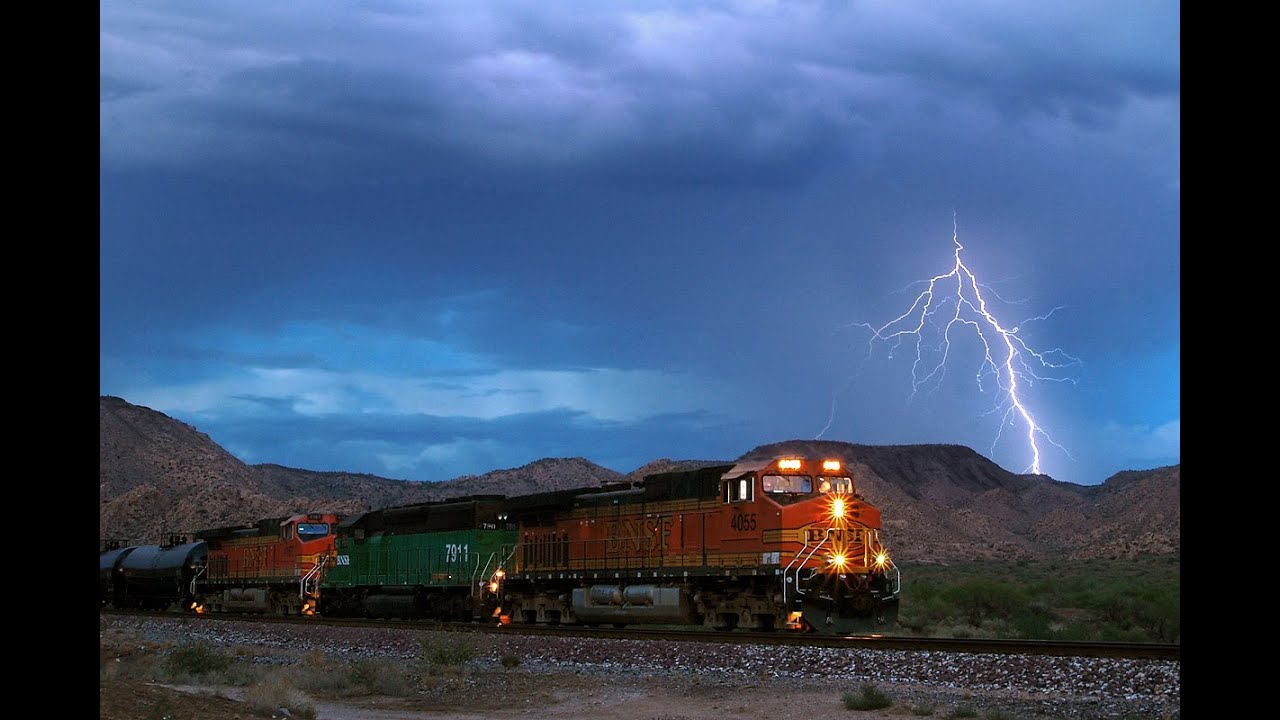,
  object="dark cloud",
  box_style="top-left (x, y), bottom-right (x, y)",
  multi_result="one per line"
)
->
top-left (100, 1), bottom-right (1179, 486)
